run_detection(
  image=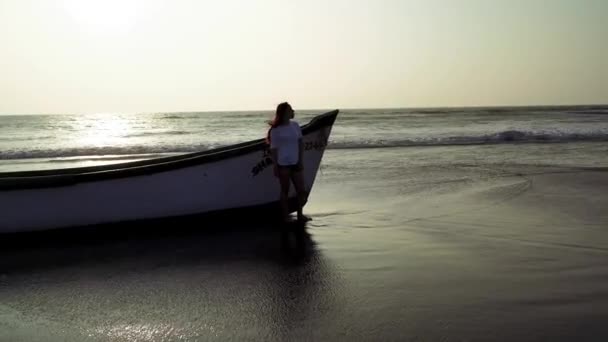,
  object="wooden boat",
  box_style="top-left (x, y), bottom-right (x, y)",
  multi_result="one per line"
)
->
top-left (0, 110), bottom-right (339, 233)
